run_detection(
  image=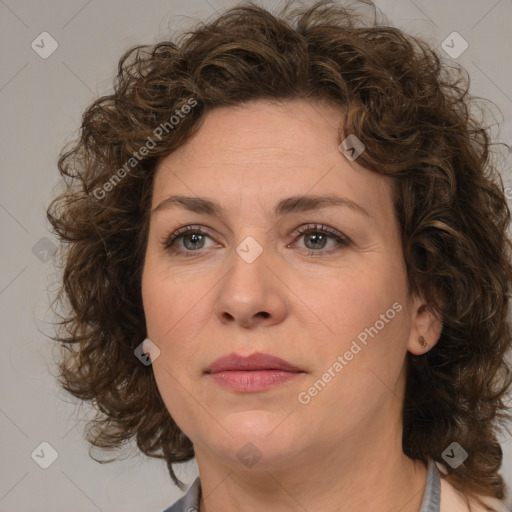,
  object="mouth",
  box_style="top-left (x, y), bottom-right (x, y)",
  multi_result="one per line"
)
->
top-left (204, 352), bottom-right (305, 393)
